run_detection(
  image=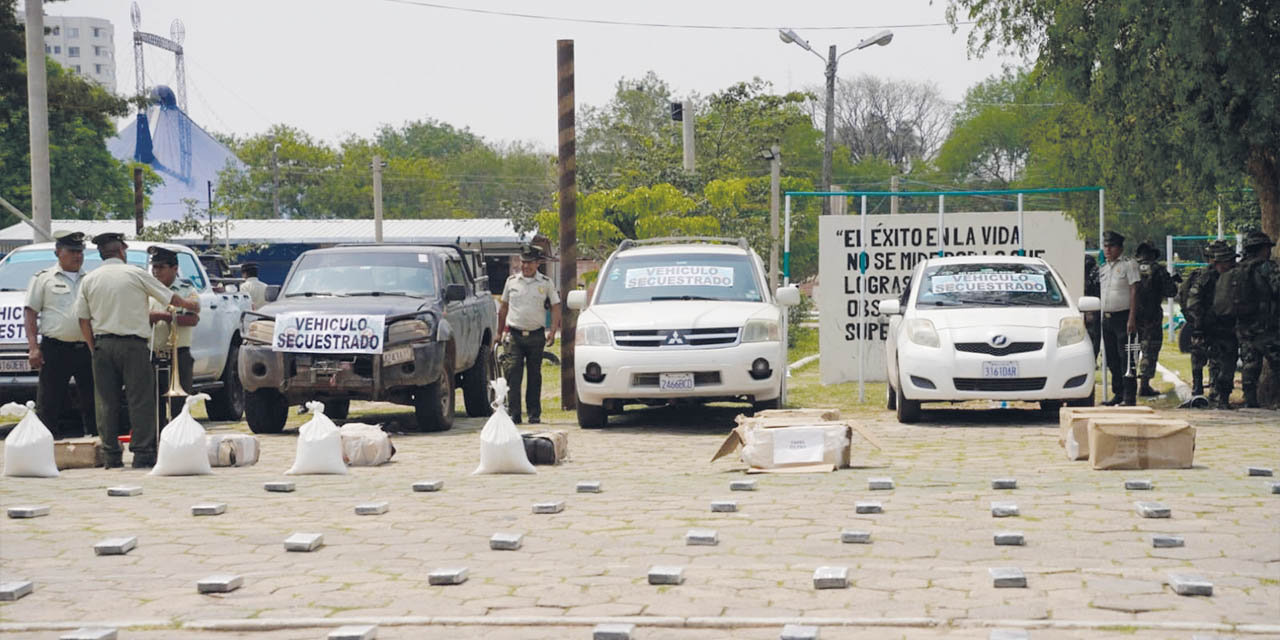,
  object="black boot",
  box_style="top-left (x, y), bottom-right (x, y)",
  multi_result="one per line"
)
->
top-left (1191, 370), bottom-right (1203, 397)
top-left (1243, 386), bottom-right (1260, 409)
top-left (1138, 378), bottom-right (1160, 397)
top-left (1214, 389), bottom-right (1233, 410)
